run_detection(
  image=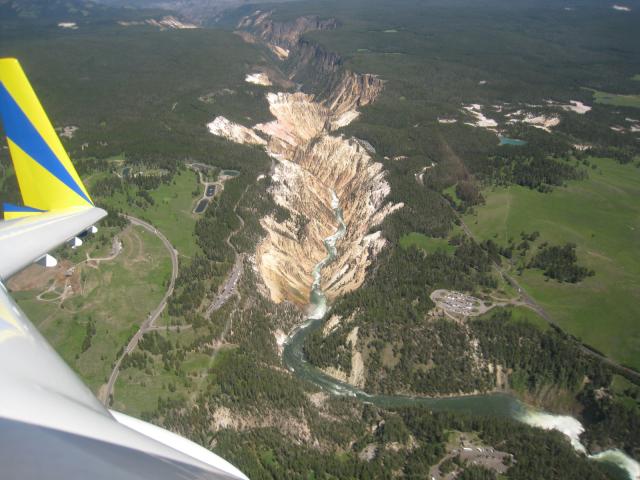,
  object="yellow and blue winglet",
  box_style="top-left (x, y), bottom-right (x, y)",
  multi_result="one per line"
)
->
top-left (2, 203), bottom-right (47, 220)
top-left (0, 58), bottom-right (93, 219)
